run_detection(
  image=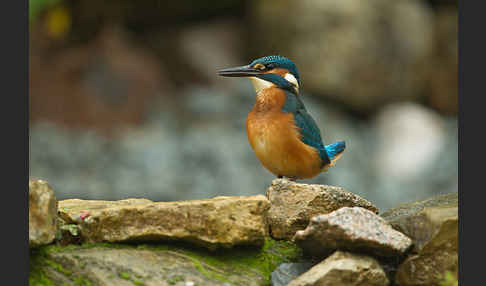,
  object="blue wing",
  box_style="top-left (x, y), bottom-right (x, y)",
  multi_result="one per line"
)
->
top-left (281, 91), bottom-right (330, 166)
